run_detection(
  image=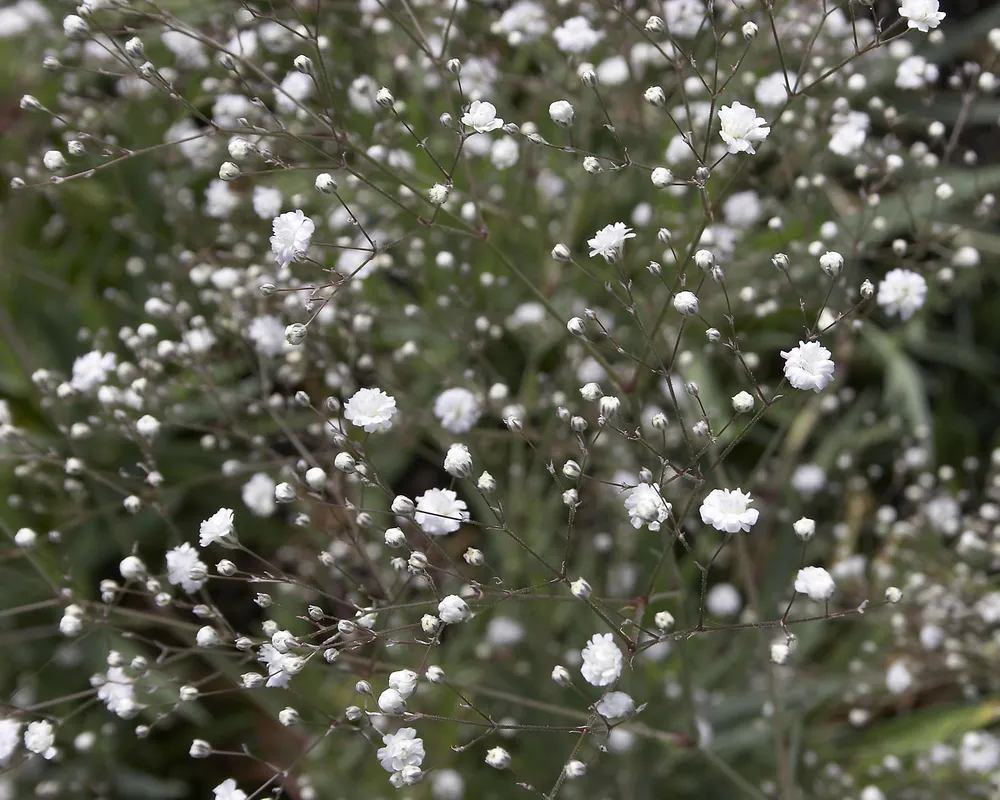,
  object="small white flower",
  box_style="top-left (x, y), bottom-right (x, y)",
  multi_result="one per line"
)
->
top-left (0, 718), bottom-right (21, 765)
top-left (624, 483), bottom-right (671, 531)
top-left (199, 508), bottom-right (237, 548)
top-left (706, 583), bottom-right (742, 617)
top-left (343, 387), bottom-right (397, 433)
top-left (731, 391), bottom-right (754, 413)
top-left (885, 660), bottom-right (913, 695)
top-left (718, 102), bottom-right (770, 155)
top-left (377, 728), bottom-right (425, 773)
top-left (595, 691), bottom-right (635, 720)
top-left (548, 100), bottom-right (575, 127)
top-left (673, 291), bottom-right (699, 316)
top-left (213, 779), bottom-right (247, 800)
top-left (794, 566), bottom-right (836, 602)
top-left (438, 594), bottom-right (471, 624)
top-left (485, 746), bottom-right (511, 769)
top-left (388, 669), bottom-right (419, 699)
top-left (242, 473), bottom-right (277, 518)
top-left (377, 688), bottom-right (406, 715)
top-left (877, 269), bottom-right (927, 321)
top-left (580, 632), bottom-right (623, 687)
top-left (552, 16), bottom-right (604, 53)
top-left (166, 542), bottom-right (207, 594)
top-left (443, 443), bottom-right (473, 478)
top-left (899, 0), bottom-right (945, 32)
top-left (699, 488), bottom-right (759, 533)
top-left (793, 517), bottom-right (816, 540)
top-left (24, 720), bottom-right (54, 755)
top-left (780, 341), bottom-right (836, 392)
top-left (588, 222), bottom-right (636, 263)
top-left (269, 210), bottom-right (314, 268)
top-left (434, 387), bottom-right (481, 433)
top-left (461, 100), bottom-right (504, 133)
top-left (71, 350), bottom-right (117, 393)
top-left (415, 488), bottom-right (470, 535)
